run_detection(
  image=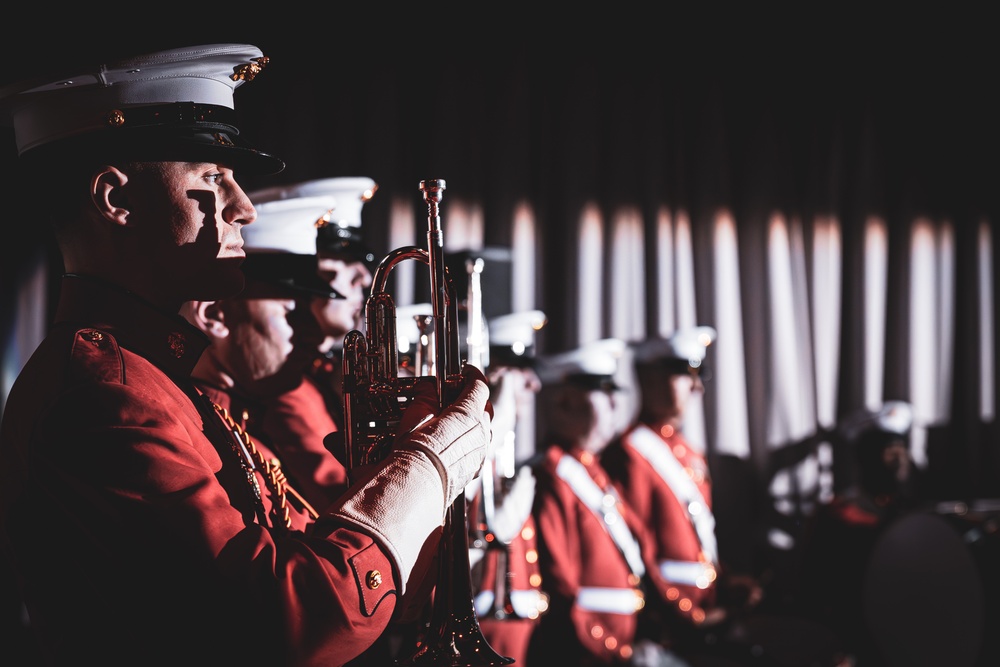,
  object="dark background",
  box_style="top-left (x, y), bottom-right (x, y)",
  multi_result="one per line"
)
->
top-left (4, 10), bottom-right (997, 344)
top-left (2, 9), bottom-right (999, 664)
